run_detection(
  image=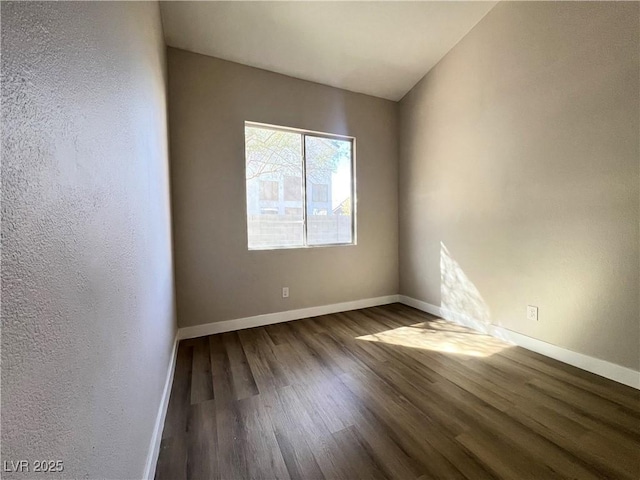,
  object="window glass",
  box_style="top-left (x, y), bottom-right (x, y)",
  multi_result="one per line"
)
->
top-left (305, 136), bottom-right (353, 246)
top-left (246, 127), bottom-right (303, 248)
